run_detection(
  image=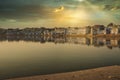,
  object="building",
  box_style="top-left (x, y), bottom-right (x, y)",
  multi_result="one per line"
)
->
top-left (53, 28), bottom-right (67, 37)
top-left (43, 28), bottom-right (54, 36)
top-left (106, 23), bottom-right (119, 35)
top-left (66, 27), bottom-right (89, 35)
top-left (106, 28), bottom-right (112, 34)
top-left (111, 25), bottom-right (118, 35)
top-left (66, 27), bottom-right (78, 35)
top-left (0, 28), bottom-right (6, 35)
top-left (117, 25), bottom-right (120, 34)
top-left (6, 28), bottom-right (20, 35)
top-left (86, 26), bottom-right (92, 34)
top-left (91, 25), bottom-right (105, 35)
